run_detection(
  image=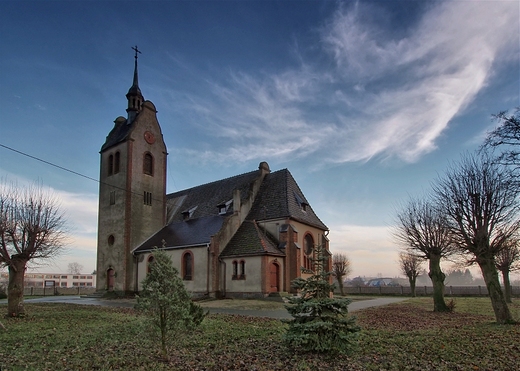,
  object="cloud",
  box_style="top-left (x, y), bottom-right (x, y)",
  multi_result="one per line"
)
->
top-left (0, 176), bottom-right (98, 251)
top-left (177, 1), bottom-right (518, 166)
